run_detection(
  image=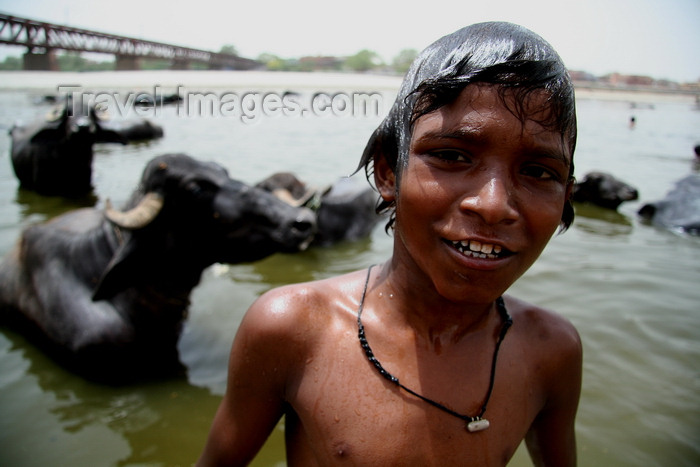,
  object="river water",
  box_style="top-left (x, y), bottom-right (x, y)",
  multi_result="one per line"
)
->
top-left (0, 71), bottom-right (698, 466)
